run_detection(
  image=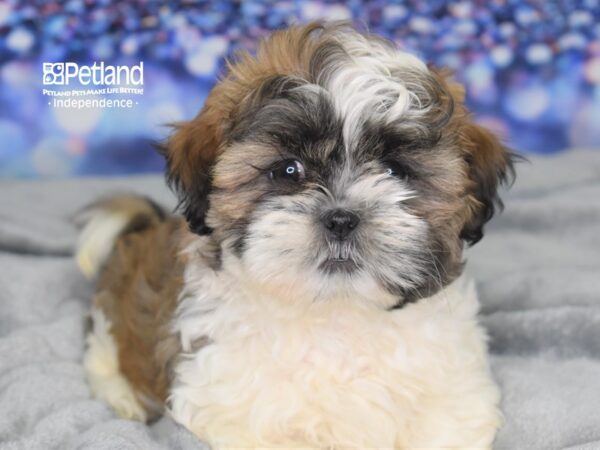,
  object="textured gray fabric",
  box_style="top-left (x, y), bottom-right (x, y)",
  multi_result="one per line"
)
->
top-left (0, 177), bottom-right (204, 450)
top-left (0, 150), bottom-right (599, 449)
